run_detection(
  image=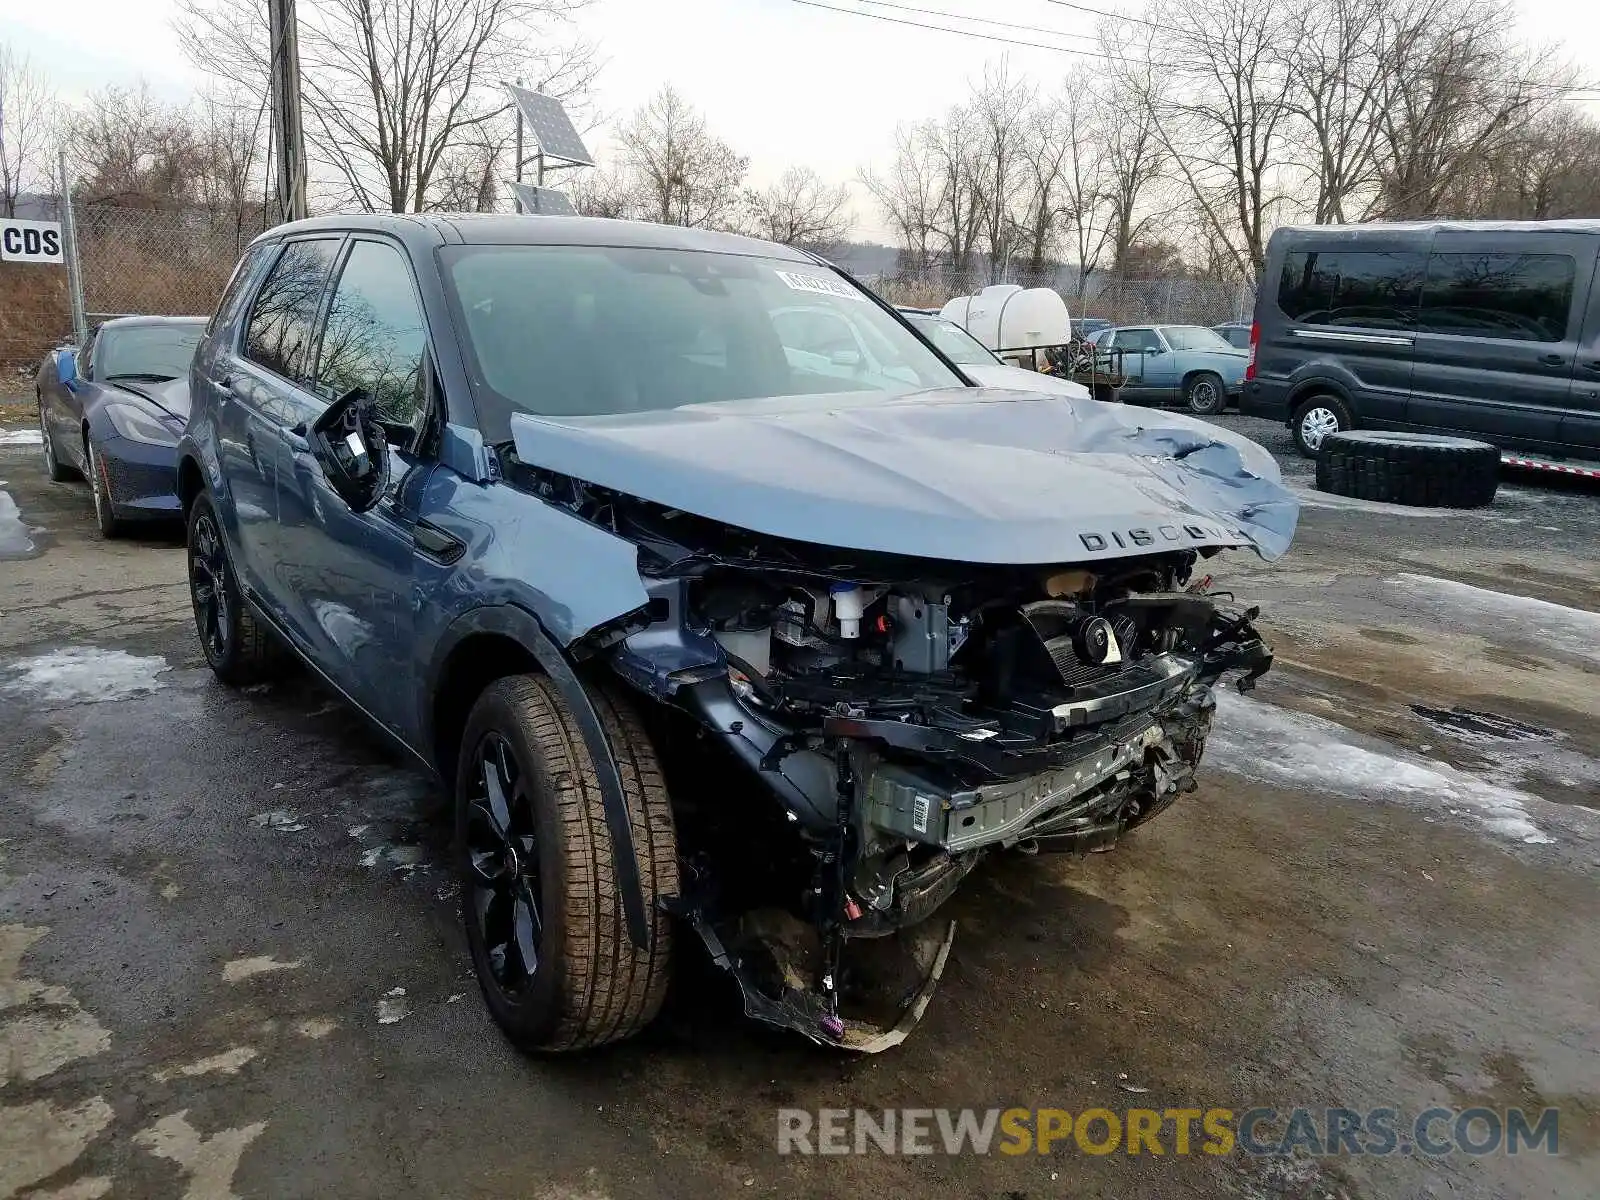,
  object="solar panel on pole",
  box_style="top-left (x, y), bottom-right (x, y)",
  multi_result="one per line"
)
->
top-left (508, 183), bottom-right (576, 215)
top-left (504, 85), bottom-right (594, 167)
